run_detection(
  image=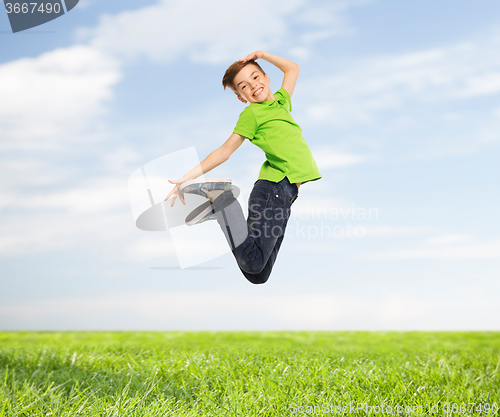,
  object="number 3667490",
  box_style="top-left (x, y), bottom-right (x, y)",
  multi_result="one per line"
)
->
top-left (5, 3), bottom-right (62, 13)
